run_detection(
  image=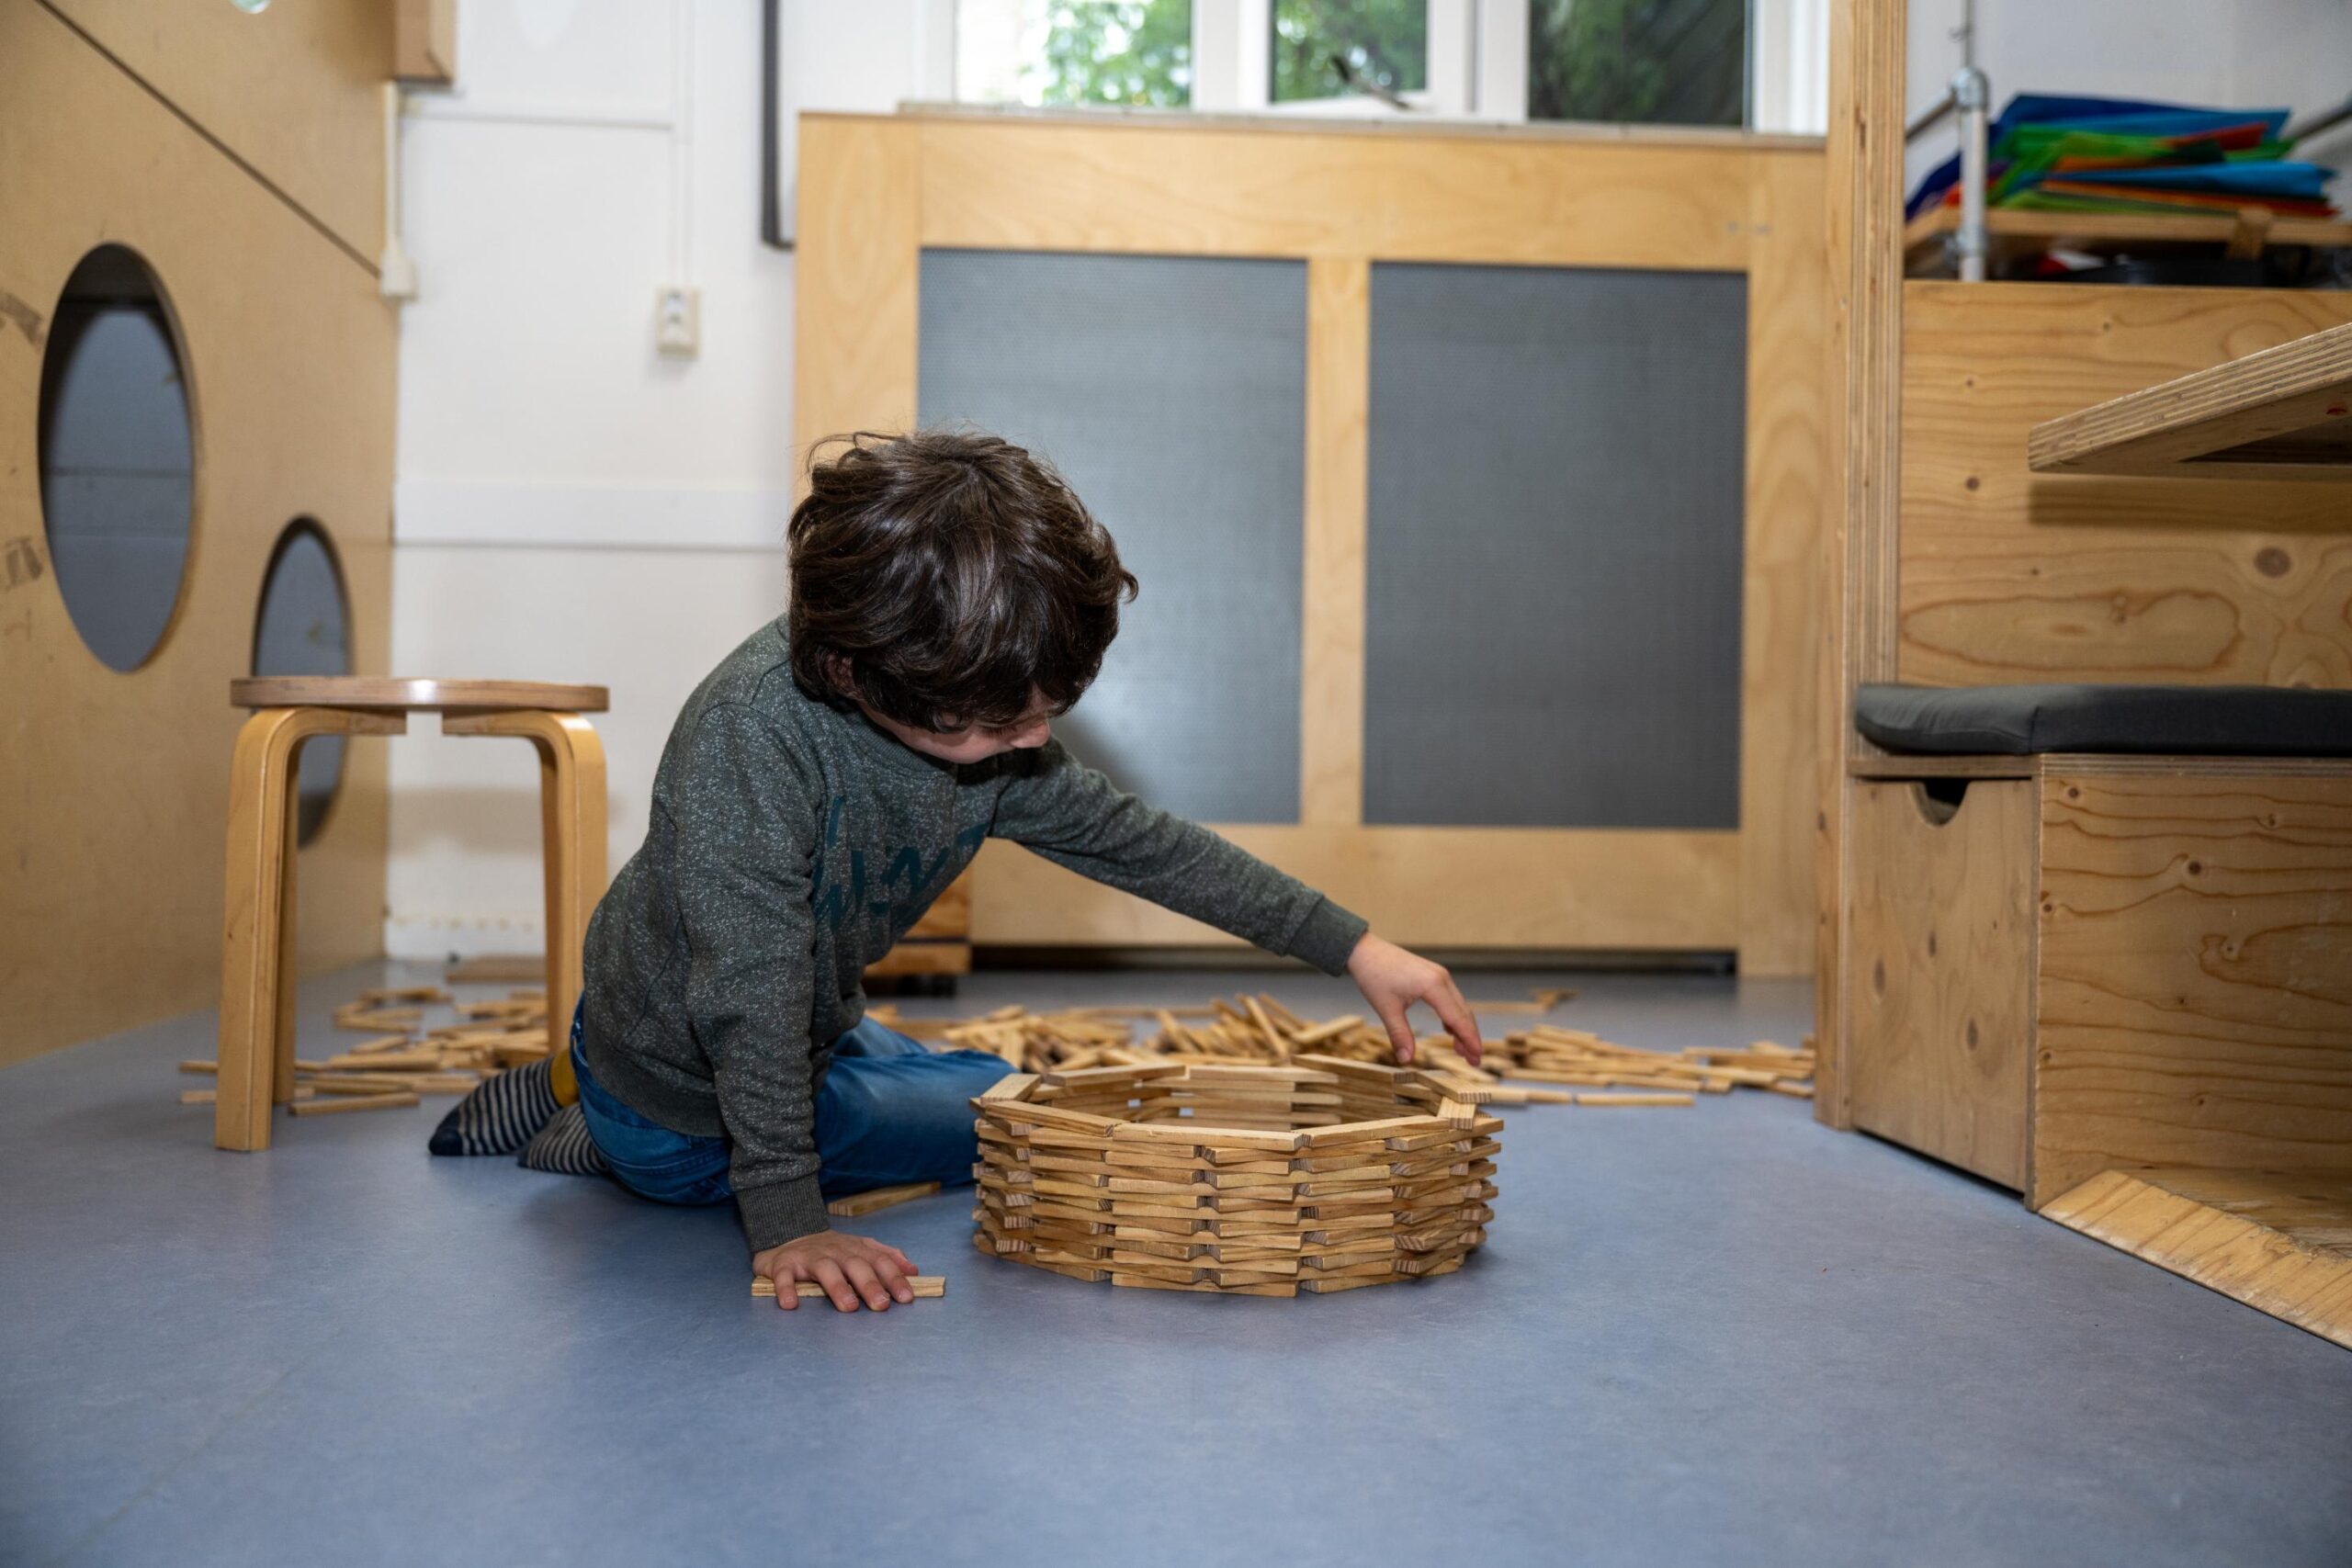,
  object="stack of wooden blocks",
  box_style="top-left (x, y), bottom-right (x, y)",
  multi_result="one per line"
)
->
top-left (970, 1056), bottom-right (1503, 1299)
